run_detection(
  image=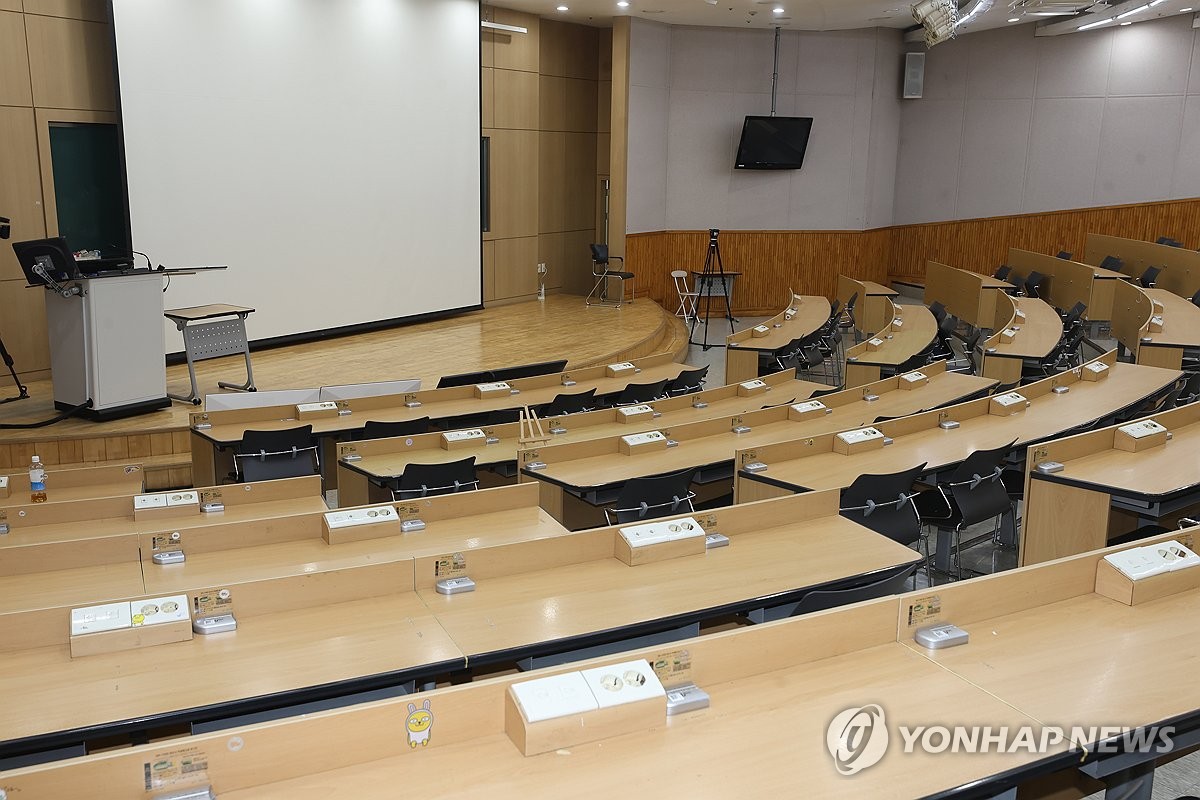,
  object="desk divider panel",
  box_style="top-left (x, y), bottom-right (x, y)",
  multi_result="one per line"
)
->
top-left (1086, 233), bottom-right (1200, 298)
top-left (1007, 249), bottom-right (1094, 315)
top-left (924, 260), bottom-right (990, 327)
top-left (0, 533), bottom-right (140, 577)
top-left (413, 528), bottom-right (616, 591)
top-left (0, 596), bottom-right (901, 799)
top-left (0, 463), bottom-right (145, 494)
top-left (1111, 279), bottom-right (1154, 357)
